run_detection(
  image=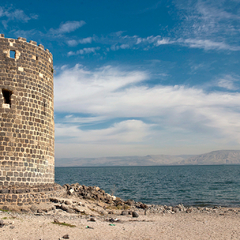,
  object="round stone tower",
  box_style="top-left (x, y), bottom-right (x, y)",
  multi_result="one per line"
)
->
top-left (0, 34), bottom-right (54, 186)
